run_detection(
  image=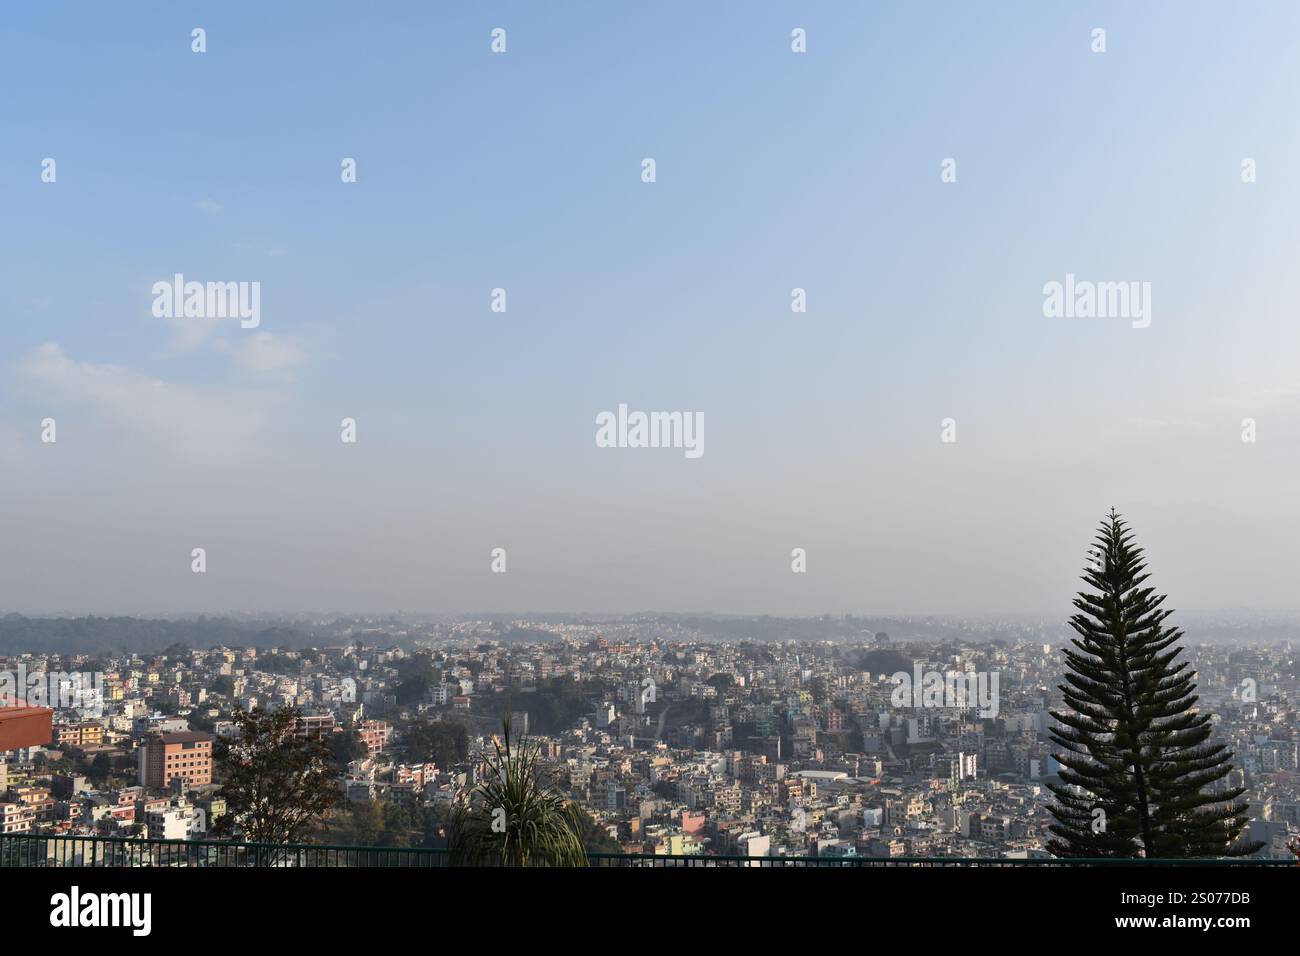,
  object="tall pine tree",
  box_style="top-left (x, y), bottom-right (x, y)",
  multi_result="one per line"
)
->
top-left (1047, 510), bottom-right (1258, 858)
